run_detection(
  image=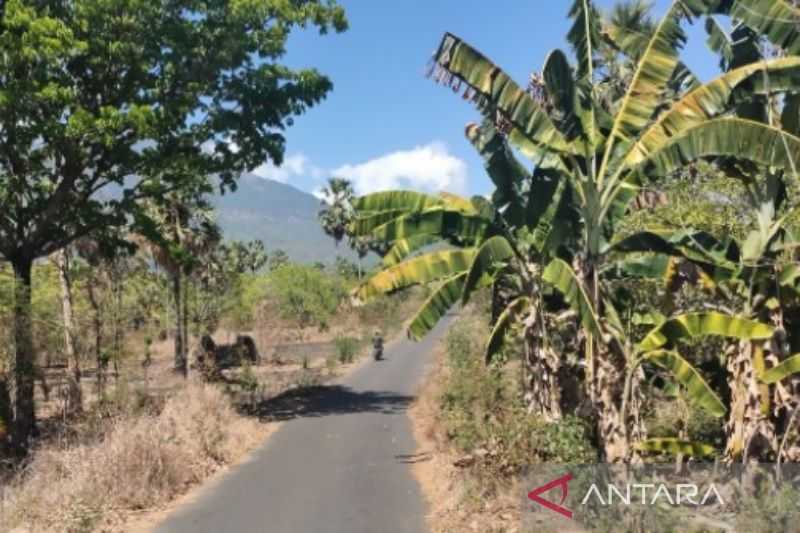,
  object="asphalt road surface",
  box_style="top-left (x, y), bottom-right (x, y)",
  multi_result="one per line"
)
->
top-left (154, 316), bottom-right (453, 533)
